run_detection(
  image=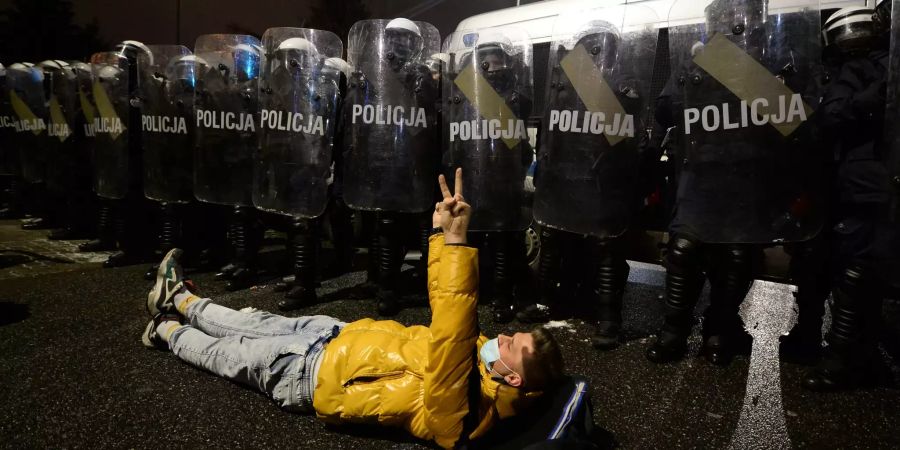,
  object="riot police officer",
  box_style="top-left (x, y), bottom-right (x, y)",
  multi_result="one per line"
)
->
top-left (443, 29), bottom-right (534, 323)
top-left (39, 60), bottom-right (95, 241)
top-left (648, 0), bottom-right (825, 365)
top-left (520, 7), bottom-right (659, 349)
top-left (88, 40), bottom-right (158, 267)
top-left (343, 18), bottom-right (441, 316)
top-left (803, 1), bottom-right (899, 390)
top-left (194, 35), bottom-right (264, 291)
top-left (254, 29), bottom-right (344, 310)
